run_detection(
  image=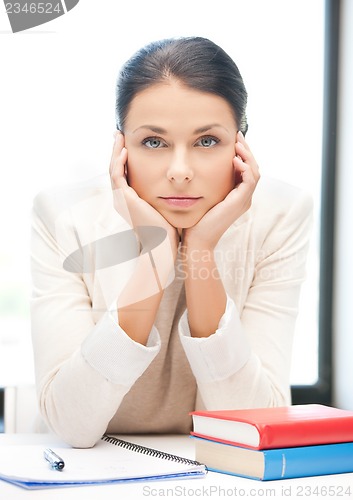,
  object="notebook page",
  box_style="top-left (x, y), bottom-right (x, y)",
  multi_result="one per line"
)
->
top-left (0, 438), bottom-right (206, 486)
